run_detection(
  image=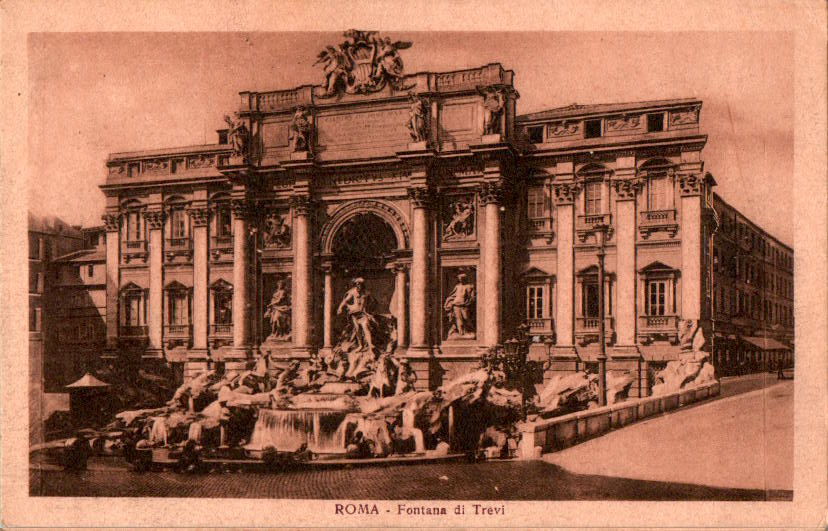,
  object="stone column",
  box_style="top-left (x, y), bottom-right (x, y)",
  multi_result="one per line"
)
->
top-left (103, 212), bottom-right (121, 355)
top-left (291, 196), bottom-right (313, 356)
top-left (680, 174), bottom-right (703, 321)
top-left (614, 177), bottom-right (641, 347)
top-left (189, 205), bottom-right (209, 357)
top-left (408, 188), bottom-right (431, 351)
top-left (231, 200), bottom-right (251, 358)
top-left (553, 182), bottom-right (579, 353)
top-left (322, 263), bottom-right (333, 350)
top-left (394, 263), bottom-right (409, 348)
top-left (145, 209), bottom-right (165, 358)
top-left (480, 182), bottom-right (503, 347)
